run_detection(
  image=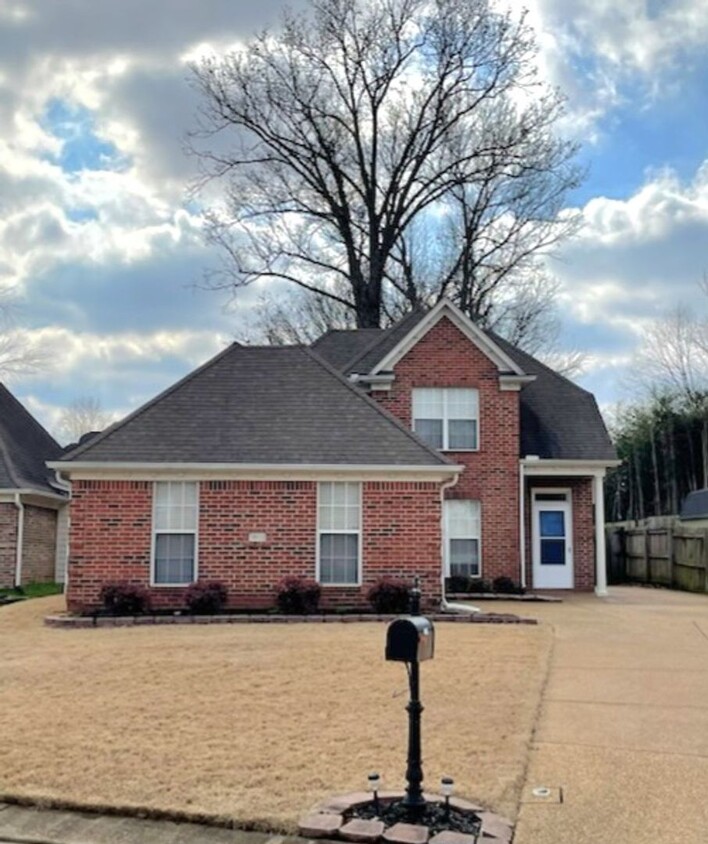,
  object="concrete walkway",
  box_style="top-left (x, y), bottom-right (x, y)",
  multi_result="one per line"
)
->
top-left (0, 804), bottom-right (299, 844)
top-left (505, 586), bottom-right (708, 844)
